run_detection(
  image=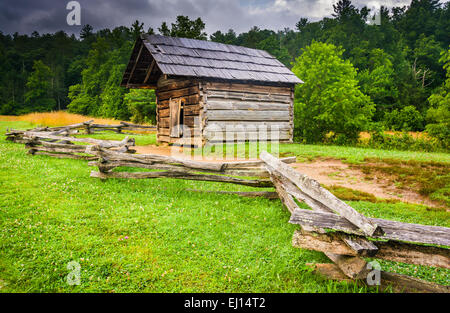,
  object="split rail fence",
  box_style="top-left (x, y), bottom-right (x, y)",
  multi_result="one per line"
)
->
top-left (5, 122), bottom-right (138, 159)
top-left (4, 123), bottom-right (450, 292)
top-left (87, 147), bottom-right (449, 292)
top-left (6, 120), bottom-right (156, 137)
